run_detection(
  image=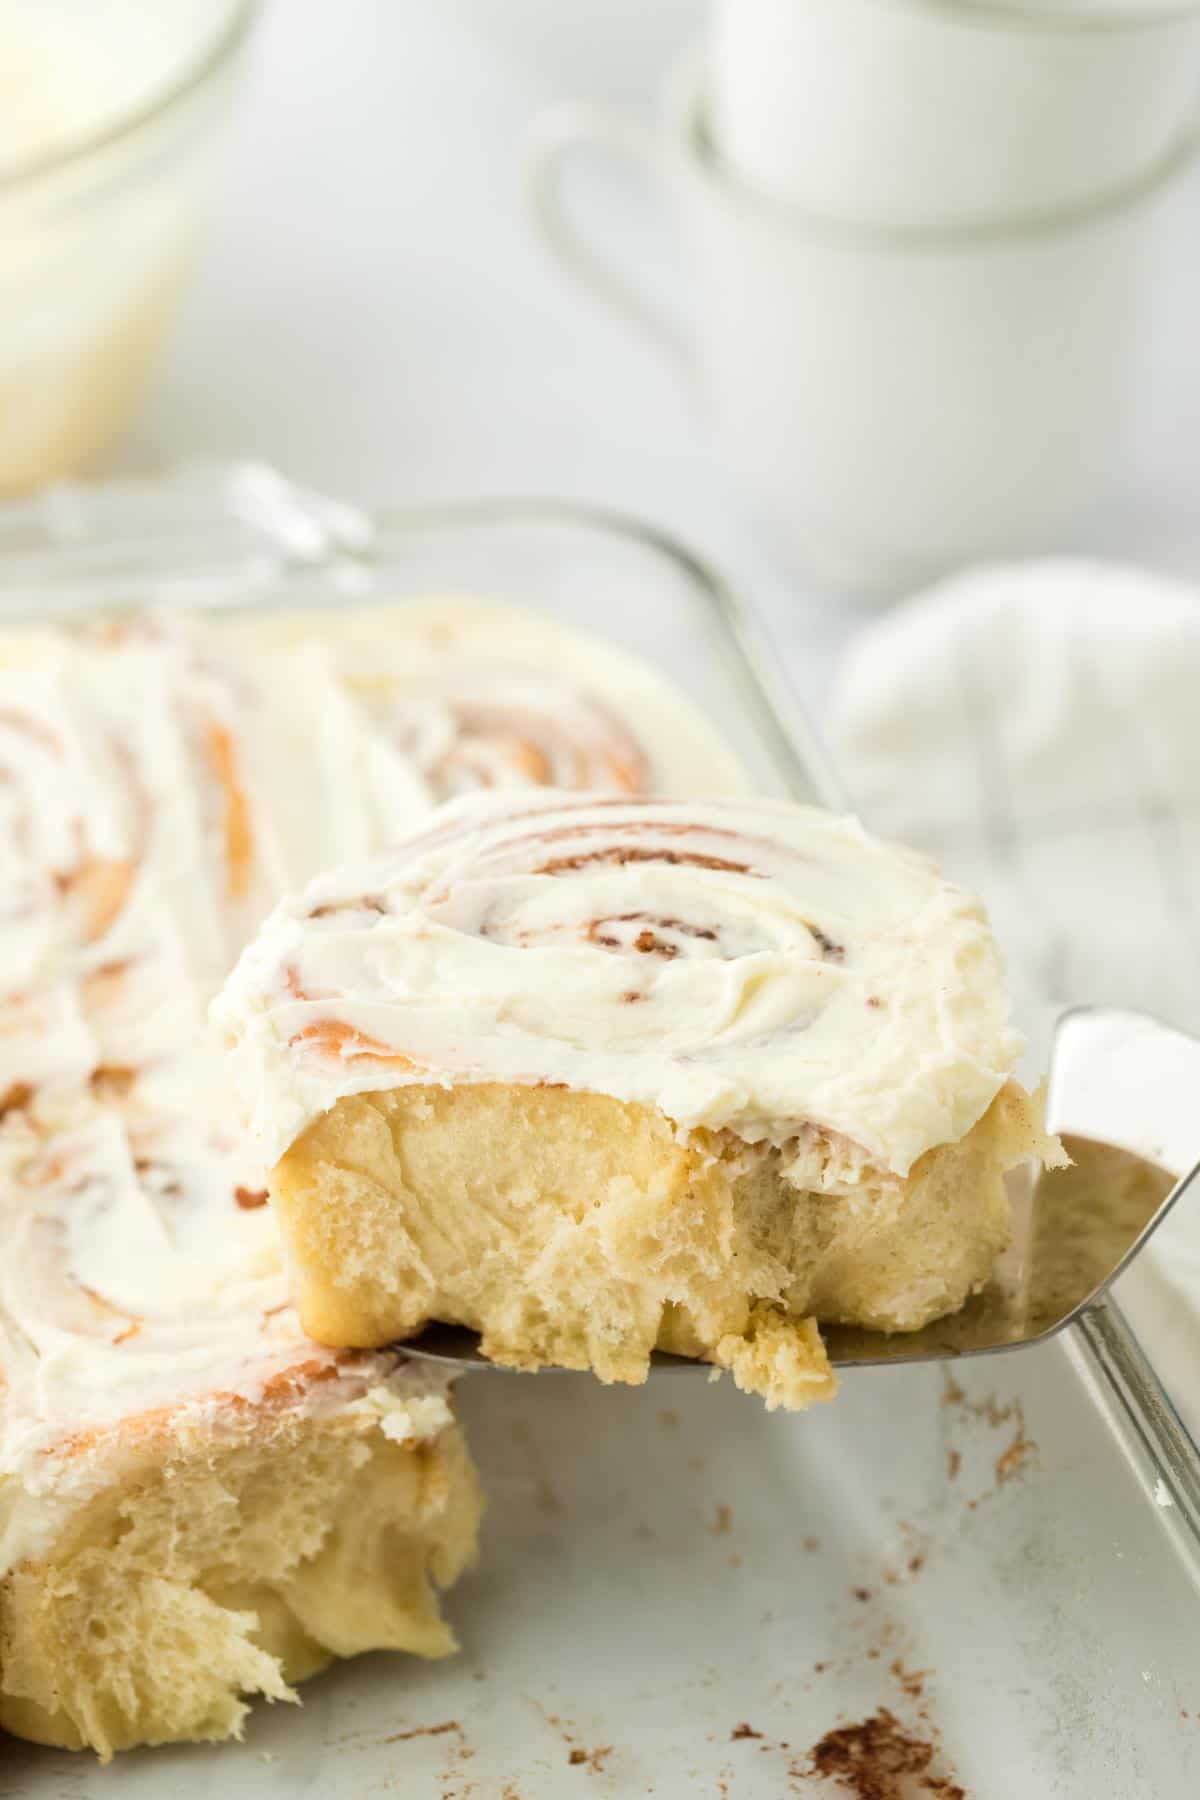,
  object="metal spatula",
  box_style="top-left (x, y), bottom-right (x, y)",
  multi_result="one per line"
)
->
top-left (404, 1007), bottom-right (1200, 1375)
